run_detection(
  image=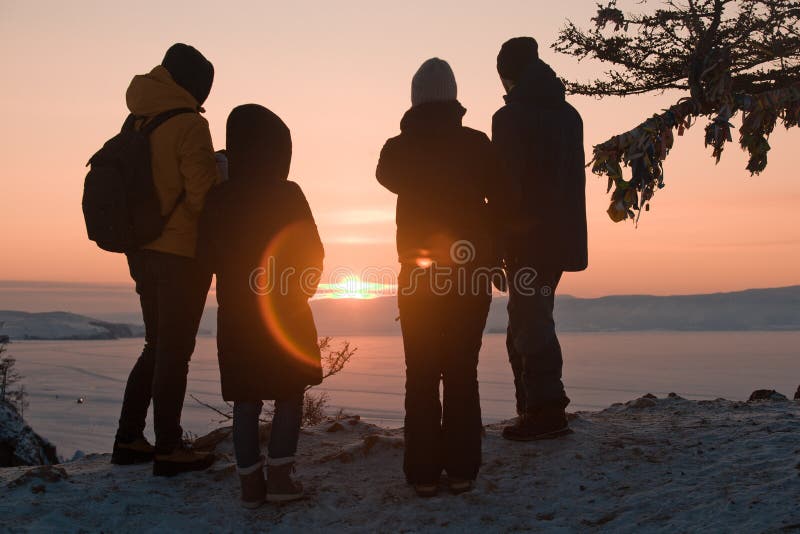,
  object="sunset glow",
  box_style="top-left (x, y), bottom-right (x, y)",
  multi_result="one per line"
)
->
top-left (0, 1), bottom-right (797, 297)
top-left (318, 275), bottom-right (394, 300)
